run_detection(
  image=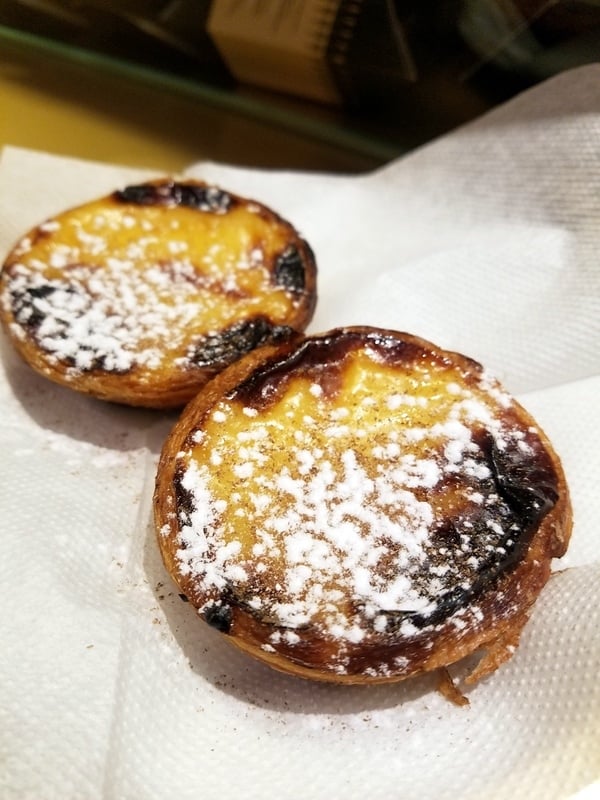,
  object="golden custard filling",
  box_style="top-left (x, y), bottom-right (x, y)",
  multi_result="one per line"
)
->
top-left (2, 190), bottom-right (306, 375)
top-left (171, 338), bottom-right (558, 651)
